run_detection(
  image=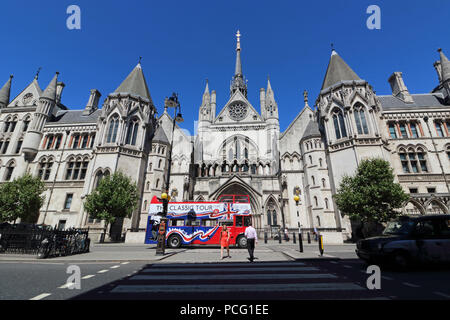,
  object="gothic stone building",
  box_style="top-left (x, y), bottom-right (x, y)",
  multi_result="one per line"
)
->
top-left (1, 35), bottom-right (449, 243)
